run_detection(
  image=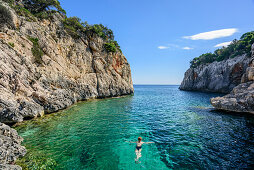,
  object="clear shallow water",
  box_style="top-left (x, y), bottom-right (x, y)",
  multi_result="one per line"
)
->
top-left (15, 85), bottom-right (254, 169)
